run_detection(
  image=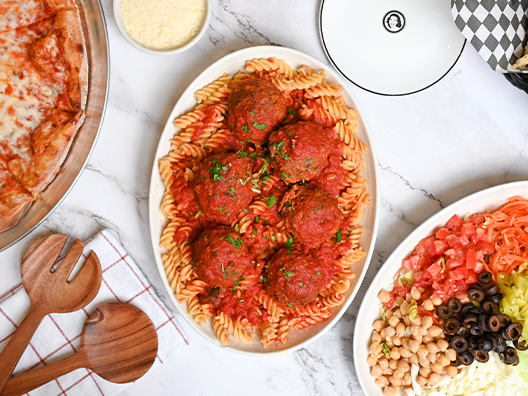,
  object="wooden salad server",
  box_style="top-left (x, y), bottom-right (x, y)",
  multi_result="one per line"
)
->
top-left (1, 303), bottom-right (159, 396)
top-left (0, 234), bottom-right (102, 392)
